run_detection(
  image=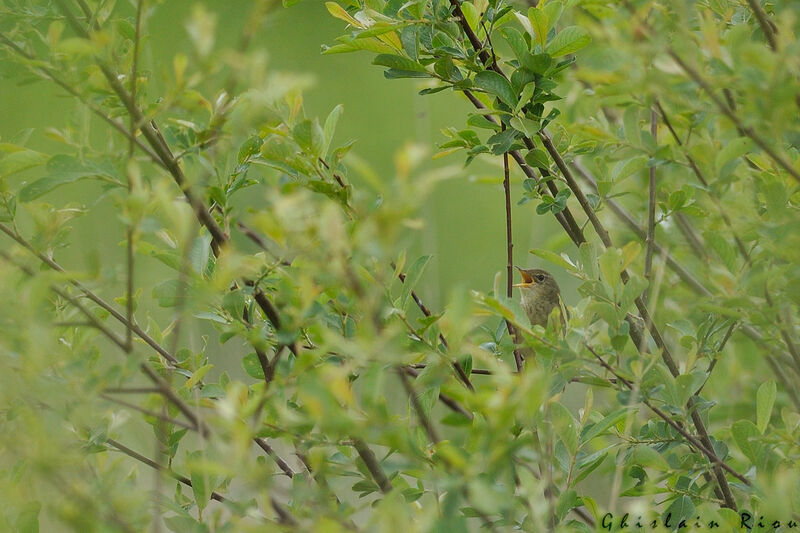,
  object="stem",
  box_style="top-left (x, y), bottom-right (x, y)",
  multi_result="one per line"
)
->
top-left (501, 125), bottom-right (525, 372)
top-left (571, 161), bottom-right (800, 412)
top-left (744, 0), bottom-right (777, 51)
top-left (643, 107), bottom-right (657, 301)
top-left (586, 345), bottom-right (751, 487)
top-left (393, 262), bottom-right (474, 390)
top-left (352, 438), bottom-right (393, 494)
top-left (125, 0), bottom-right (144, 353)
